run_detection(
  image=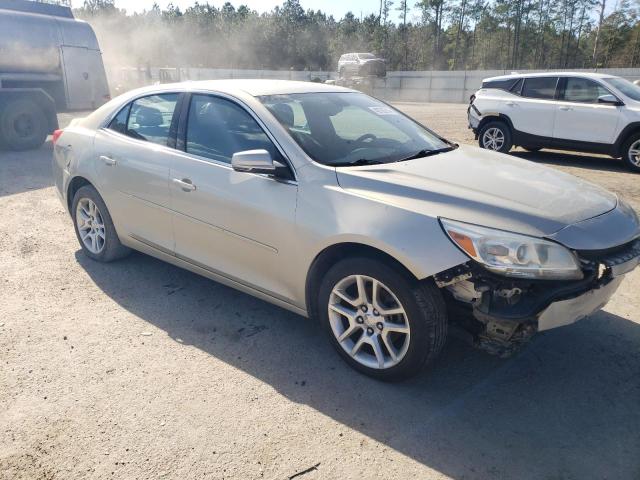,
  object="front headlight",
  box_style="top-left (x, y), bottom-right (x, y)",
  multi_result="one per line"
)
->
top-left (440, 219), bottom-right (583, 280)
